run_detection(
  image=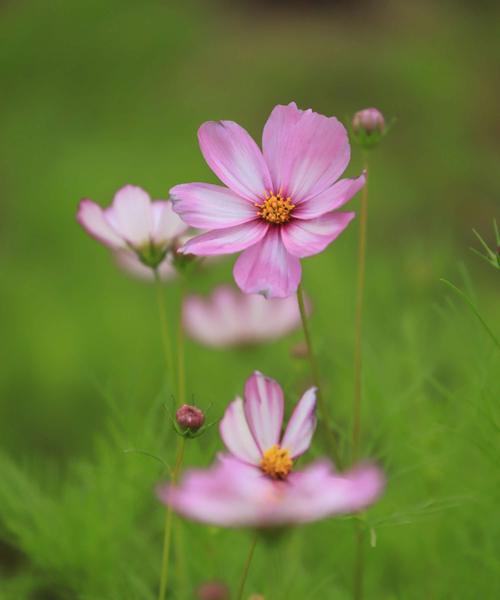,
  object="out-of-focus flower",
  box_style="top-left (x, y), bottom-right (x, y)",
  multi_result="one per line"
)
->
top-left (351, 108), bottom-right (387, 149)
top-left (248, 595), bottom-right (265, 600)
top-left (196, 581), bottom-right (230, 600)
top-left (159, 372), bottom-right (384, 528)
top-left (160, 454), bottom-right (383, 529)
top-left (176, 404), bottom-right (205, 433)
top-left (77, 185), bottom-right (188, 269)
top-left (170, 102), bottom-right (363, 298)
top-left (183, 285), bottom-right (310, 348)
